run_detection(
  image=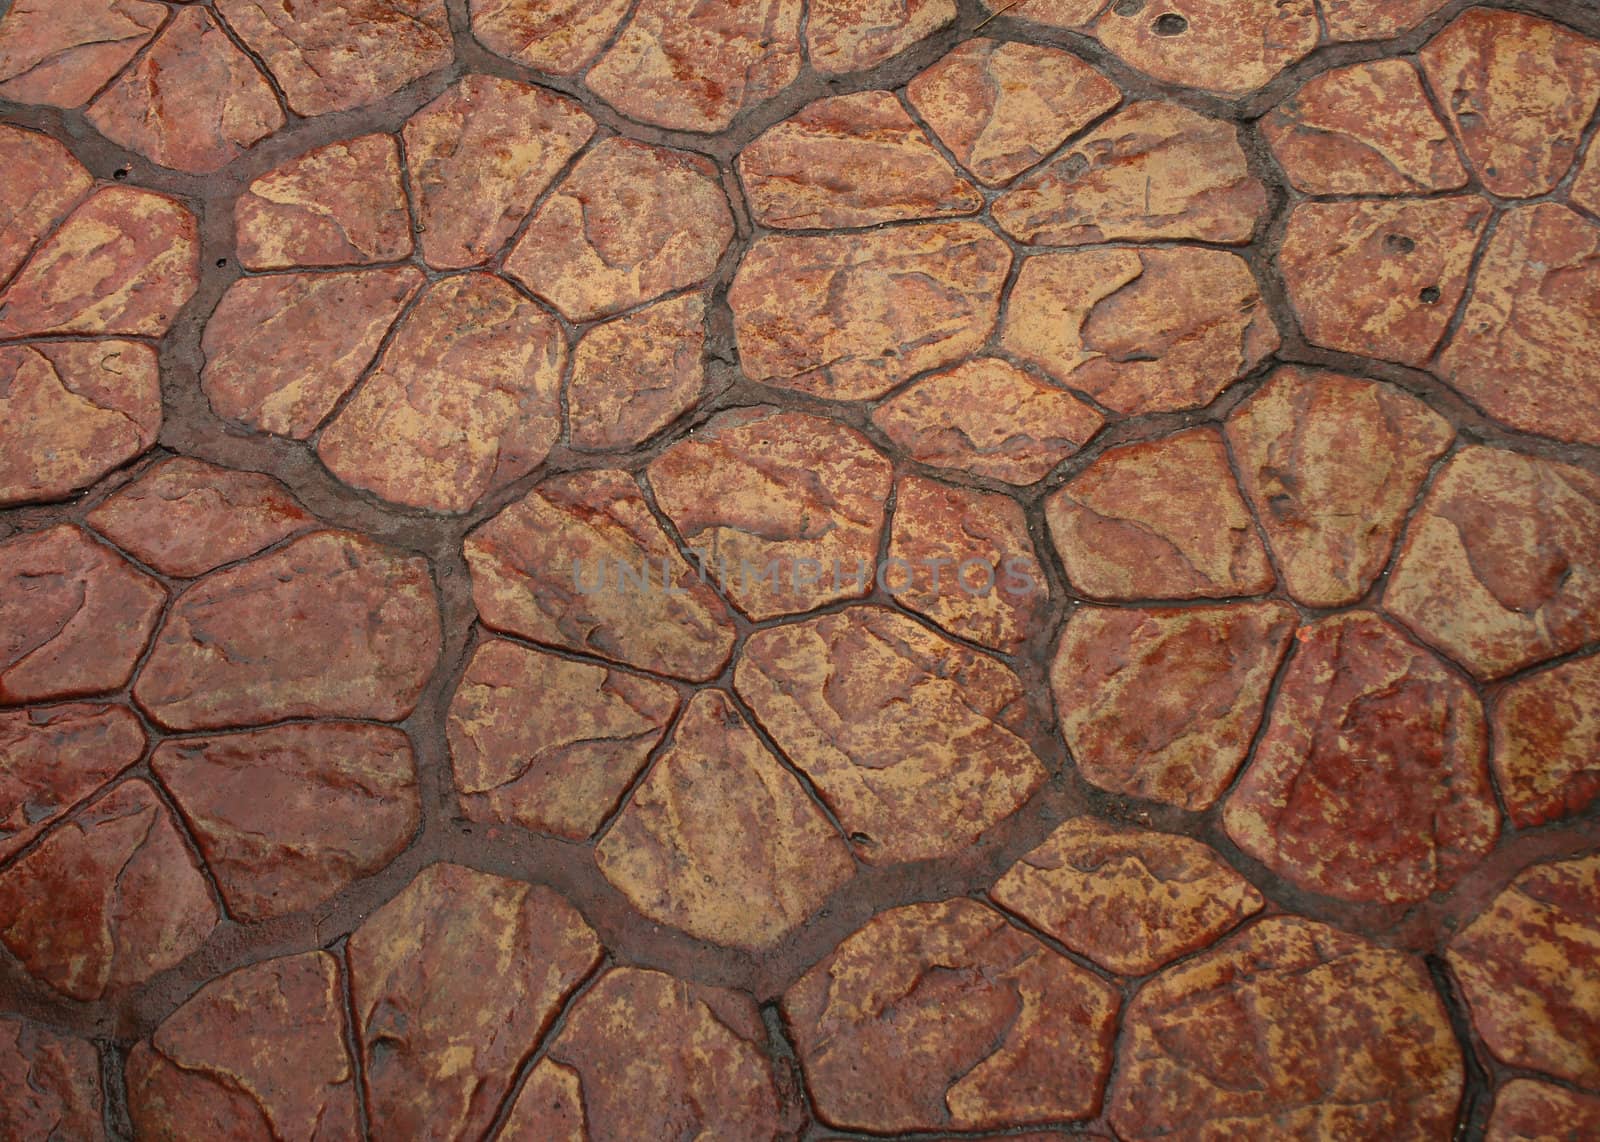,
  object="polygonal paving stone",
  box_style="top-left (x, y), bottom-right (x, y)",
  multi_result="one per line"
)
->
top-left (1492, 654), bottom-right (1600, 829)
top-left (805, 0), bottom-right (955, 75)
top-left (448, 638), bottom-right (679, 840)
top-left (1224, 367), bottom-right (1455, 608)
top-left (730, 221), bottom-right (1011, 401)
top-left (1486, 1080), bottom-right (1600, 1142)
top-left (1045, 428), bottom-right (1275, 601)
top-left (317, 274), bottom-right (566, 513)
top-left (0, 703), bottom-right (144, 863)
top-left (568, 293), bottom-right (707, 452)
top-left (348, 864), bottom-right (602, 1140)
top-left (647, 407), bottom-right (893, 620)
top-left (992, 102), bottom-right (1265, 245)
top-left (1319, 0), bottom-right (1452, 41)
top-left (1002, 247), bottom-right (1277, 415)
top-left (505, 139), bottom-right (733, 322)
top-left (134, 530), bottom-right (441, 730)
top-left (0, 126), bottom-right (93, 283)
top-left (1052, 602), bottom-right (1296, 811)
top-left (0, 0), bottom-right (165, 109)
top-left (0, 779), bottom-right (218, 1001)
top-left (977, 0), bottom-right (1103, 30)
top-left (1091, 0), bottom-right (1320, 97)
top-left (0, 1017), bottom-right (104, 1140)
top-left (1224, 612), bottom-right (1497, 905)
top-left (992, 819), bottom-right (1264, 976)
top-left (1385, 447), bottom-right (1600, 680)
top-left (469, 0), bottom-right (632, 75)
top-left (126, 952), bottom-right (359, 1140)
top-left (597, 689), bottom-right (854, 951)
top-left (783, 898), bottom-right (1121, 1132)
top-left (152, 723), bottom-right (420, 922)
top-left (1108, 917), bottom-right (1463, 1140)
top-left (735, 606), bottom-right (1046, 865)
